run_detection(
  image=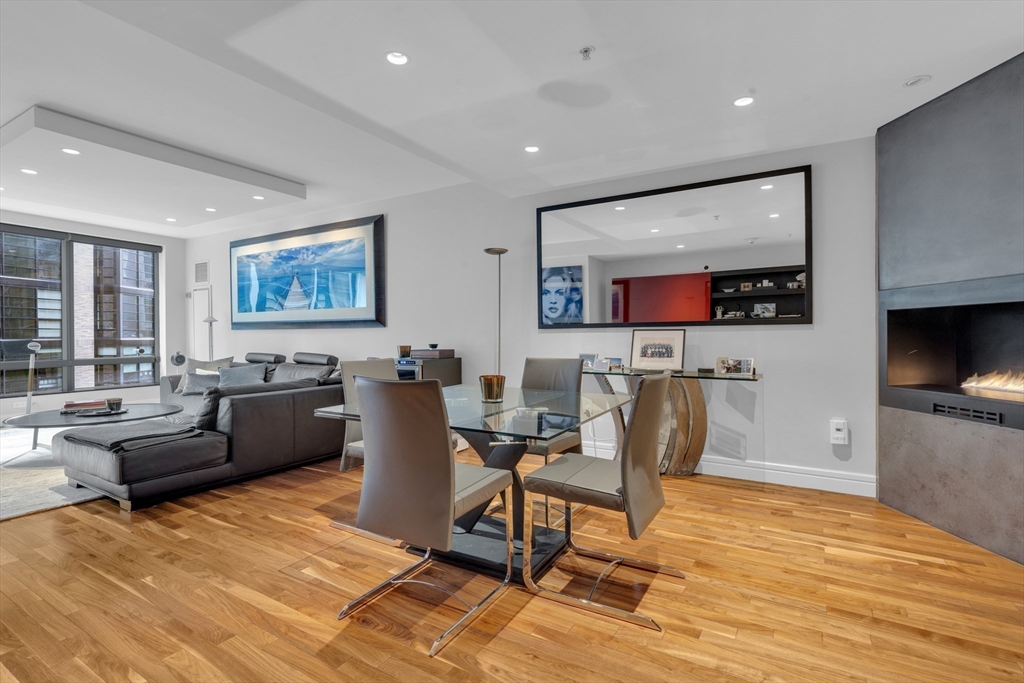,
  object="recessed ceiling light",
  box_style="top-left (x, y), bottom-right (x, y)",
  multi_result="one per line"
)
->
top-left (206, 208), bottom-right (217, 212)
top-left (62, 148), bottom-right (80, 155)
top-left (676, 245), bottom-right (685, 248)
top-left (20, 169), bottom-right (37, 175)
top-left (760, 184), bottom-right (773, 190)
top-left (614, 206), bottom-right (625, 211)
top-left (386, 52), bottom-right (409, 65)
top-left (734, 96), bottom-right (754, 107)
top-left (166, 218), bottom-right (177, 222)
top-left (902, 75), bottom-right (932, 88)
top-left (651, 229), bottom-right (660, 233)
top-left (524, 146), bottom-right (540, 153)
top-left (769, 214), bottom-right (779, 218)
top-left (253, 195), bottom-right (264, 200)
